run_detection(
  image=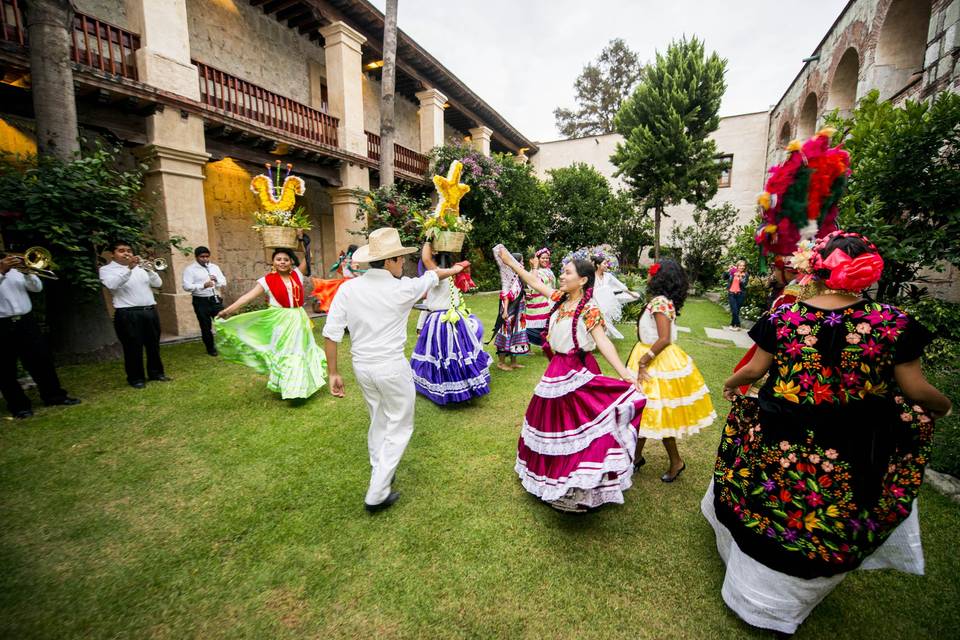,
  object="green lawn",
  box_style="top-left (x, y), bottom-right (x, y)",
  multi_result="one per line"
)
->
top-left (1, 296), bottom-right (957, 639)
